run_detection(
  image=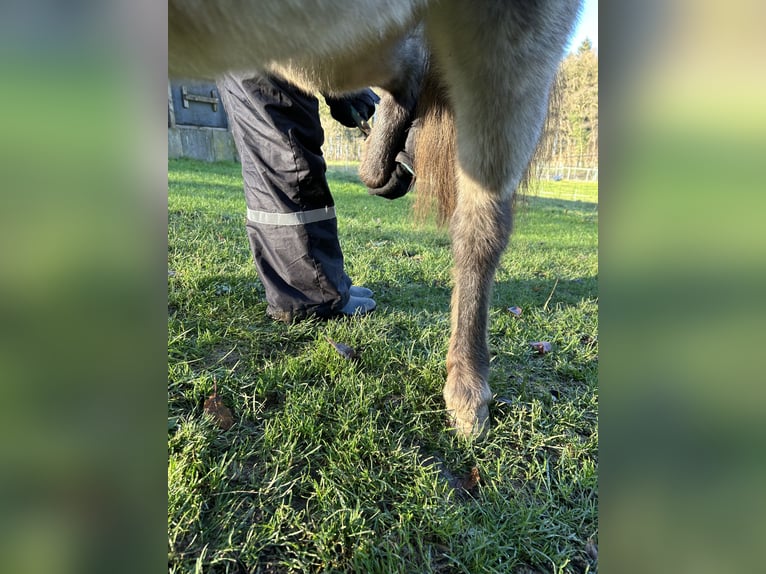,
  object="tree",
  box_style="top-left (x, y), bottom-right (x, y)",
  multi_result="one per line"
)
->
top-left (578, 37), bottom-right (593, 55)
top-left (545, 40), bottom-right (598, 170)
